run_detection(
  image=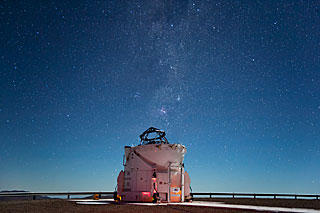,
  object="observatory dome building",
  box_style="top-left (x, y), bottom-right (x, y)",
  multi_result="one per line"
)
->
top-left (115, 127), bottom-right (191, 202)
